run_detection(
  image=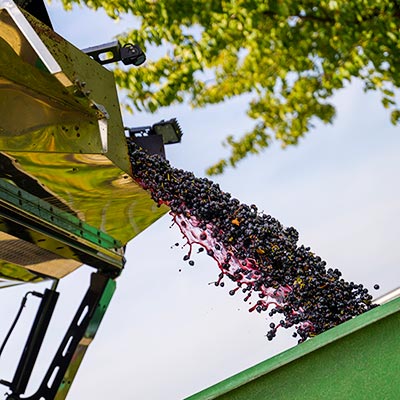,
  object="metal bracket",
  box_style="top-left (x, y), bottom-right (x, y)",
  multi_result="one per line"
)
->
top-left (82, 40), bottom-right (146, 66)
top-left (2, 272), bottom-right (116, 400)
